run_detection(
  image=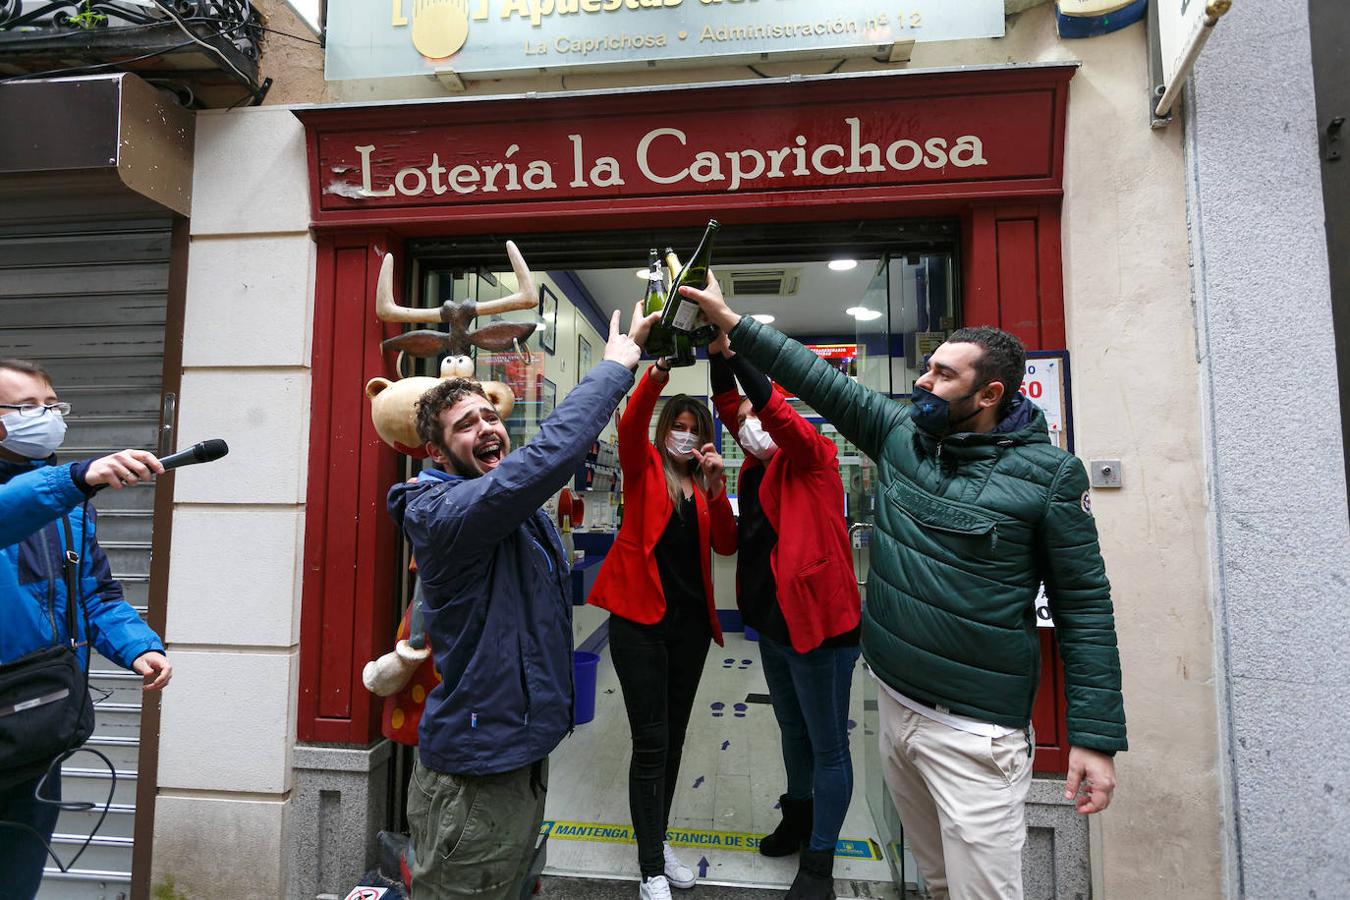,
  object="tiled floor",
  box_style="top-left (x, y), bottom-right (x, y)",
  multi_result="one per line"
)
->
top-left (544, 632), bottom-right (897, 896)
